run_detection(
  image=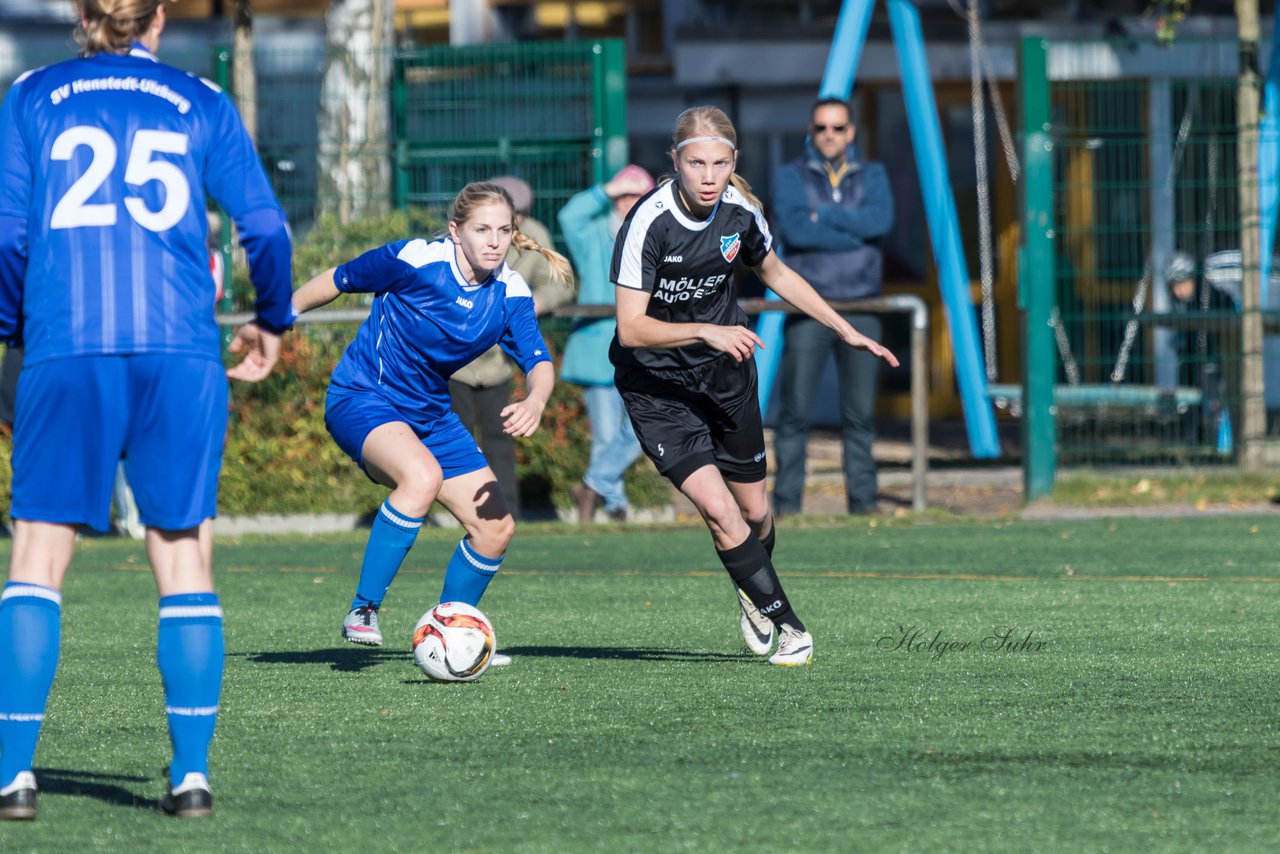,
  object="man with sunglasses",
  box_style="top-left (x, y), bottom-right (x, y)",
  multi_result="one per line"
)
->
top-left (770, 97), bottom-right (894, 516)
